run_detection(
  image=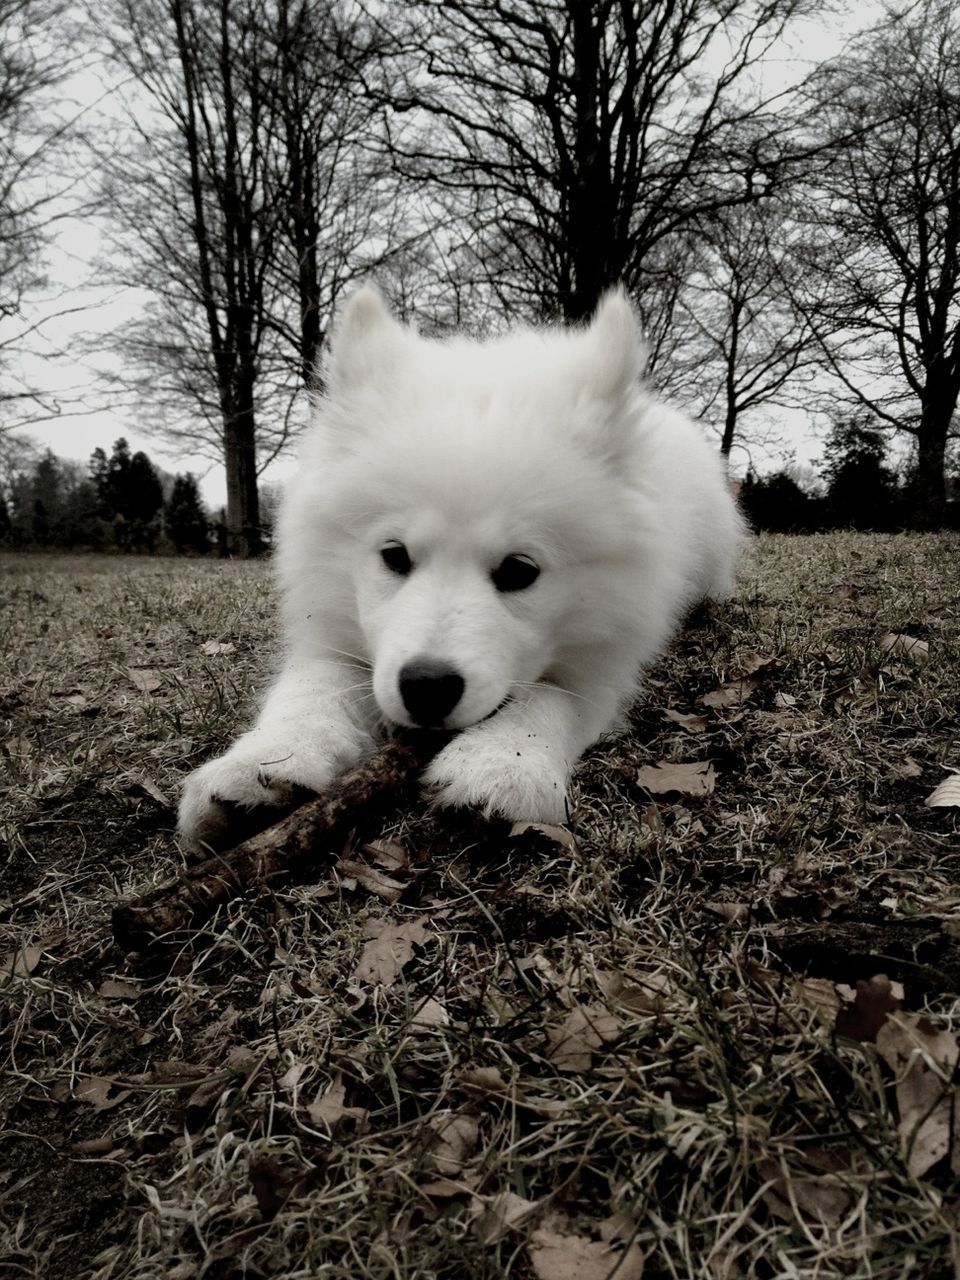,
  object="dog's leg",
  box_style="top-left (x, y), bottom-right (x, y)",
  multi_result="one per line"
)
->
top-left (423, 662), bottom-right (632, 823)
top-left (177, 658), bottom-right (375, 851)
